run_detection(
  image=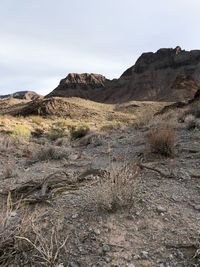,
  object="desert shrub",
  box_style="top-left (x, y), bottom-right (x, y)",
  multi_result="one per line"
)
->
top-left (31, 128), bottom-right (44, 138)
top-left (76, 132), bottom-right (104, 147)
top-left (100, 121), bottom-right (122, 131)
top-left (85, 163), bottom-right (140, 212)
top-left (1, 161), bottom-right (14, 179)
top-left (185, 115), bottom-right (199, 130)
top-left (146, 126), bottom-right (176, 157)
top-left (47, 127), bottom-right (66, 141)
top-left (188, 105), bottom-right (200, 118)
top-left (11, 125), bottom-right (31, 142)
top-left (0, 201), bottom-right (68, 266)
top-left (180, 105), bottom-right (200, 122)
top-left (53, 118), bottom-right (75, 129)
top-left (29, 115), bottom-right (44, 125)
top-left (70, 124), bottom-right (90, 139)
top-left (32, 145), bottom-right (69, 161)
top-left (54, 137), bottom-right (70, 146)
